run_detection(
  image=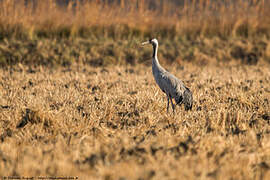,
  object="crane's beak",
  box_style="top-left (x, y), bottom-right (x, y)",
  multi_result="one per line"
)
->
top-left (142, 41), bottom-right (150, 46)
